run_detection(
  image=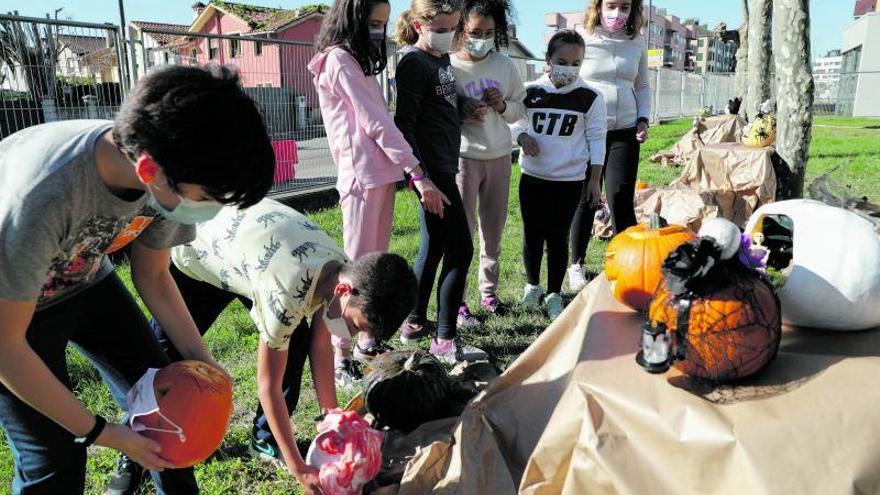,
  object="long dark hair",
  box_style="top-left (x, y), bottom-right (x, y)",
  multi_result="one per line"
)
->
top-left (458, 0), bottom-right (512, 49)
top-left (317, 0), bottom-right (389, 76)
